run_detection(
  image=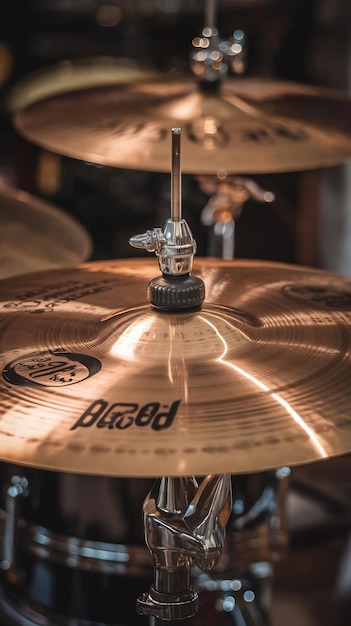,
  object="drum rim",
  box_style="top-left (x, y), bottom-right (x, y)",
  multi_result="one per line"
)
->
top-left (0, 511), bottom-right (152, 576)
top-left (27, 522), bottom-right (152, 575)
